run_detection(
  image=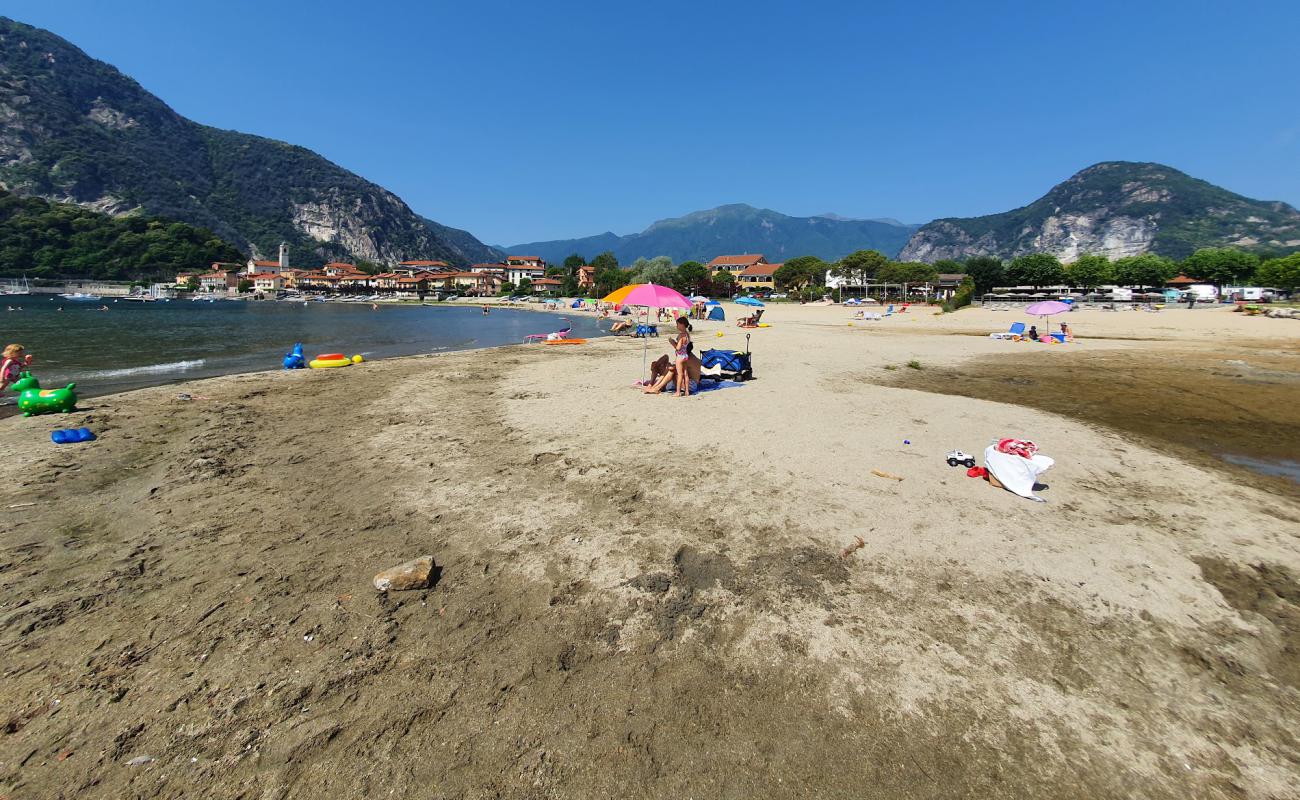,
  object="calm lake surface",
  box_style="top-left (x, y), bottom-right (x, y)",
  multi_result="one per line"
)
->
top-left (1, 296), bottom-right (603, 400)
